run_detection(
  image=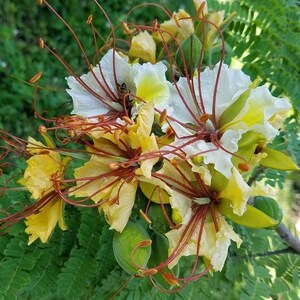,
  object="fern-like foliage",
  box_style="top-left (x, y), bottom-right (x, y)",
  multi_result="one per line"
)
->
top-left (0, 1), bottom-right (299, 299)
top-left (210, 0), bottom-right (300, 114)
